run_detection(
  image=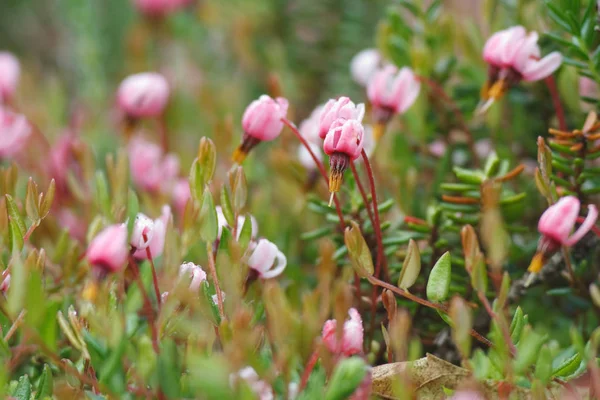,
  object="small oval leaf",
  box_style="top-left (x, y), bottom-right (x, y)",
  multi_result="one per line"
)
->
top-left (426, 252), bottom-right (451, 303)
top-left (398, 239), bottom-right (421, 290)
